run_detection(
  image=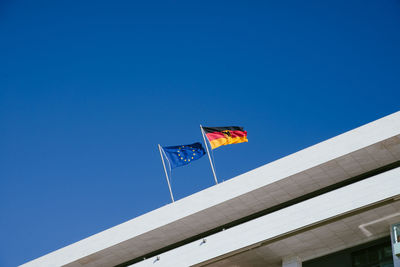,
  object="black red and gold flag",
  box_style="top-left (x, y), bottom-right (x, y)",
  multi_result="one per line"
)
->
top-left (202, 126), bottom-right (248, 149)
